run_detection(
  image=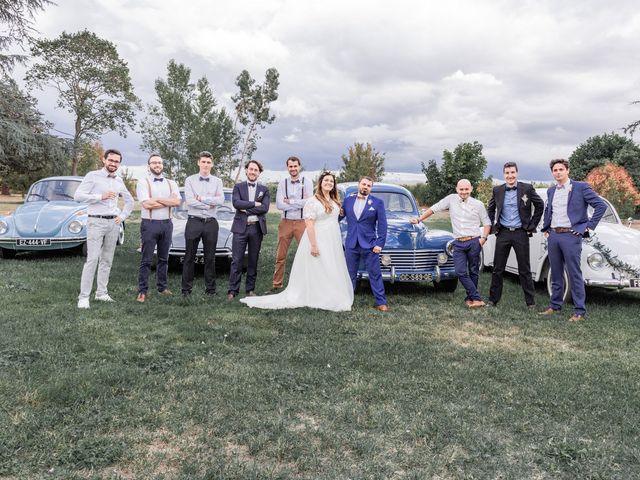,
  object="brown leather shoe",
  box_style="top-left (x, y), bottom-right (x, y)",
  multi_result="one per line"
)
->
top-left (568, 314), bottom-right (585, 322)
top-left (374, 304), bottom-right (389, 312)
top-left (246, 291), bottom-right (256, 297)
top-left (159, 289), bottom-right (172, 296)
top-left (468, 300), bottom-right (485, 308)
top-left (136, 293), bottom-right (145, 303)
top-left (465, 300), bottom-right (473, 306)
top-left (539, 308), bottom-right (559, 316)
top-left (227, 293), bottom-right (236, 301)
